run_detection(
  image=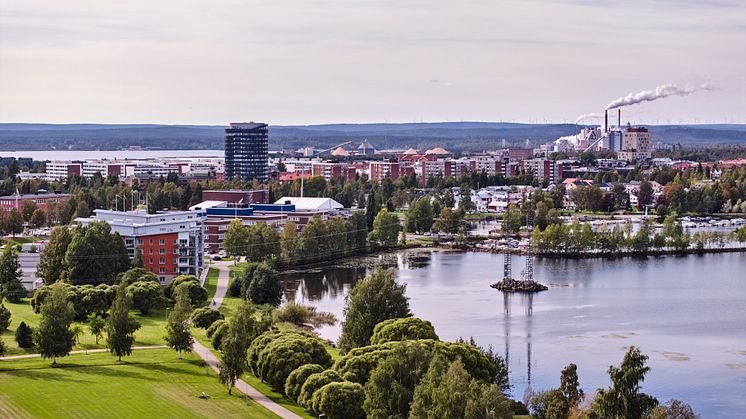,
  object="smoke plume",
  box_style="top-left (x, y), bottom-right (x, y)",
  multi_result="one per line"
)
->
top-left (575, 113), bottom-right (602, 124)
top-left (605, 83), bottom-right (711, 110)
